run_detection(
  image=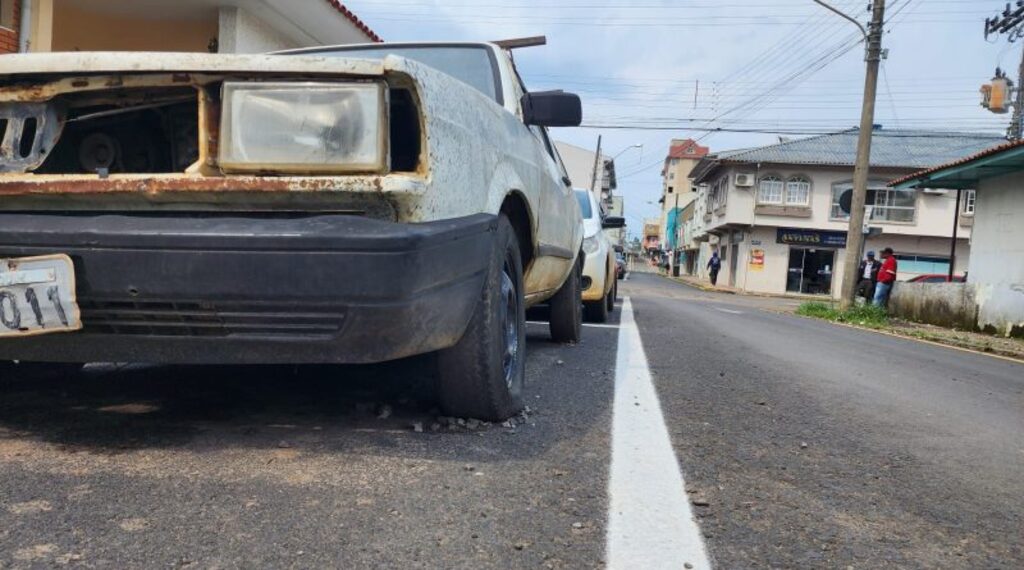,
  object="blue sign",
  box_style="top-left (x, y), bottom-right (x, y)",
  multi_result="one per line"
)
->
top-left (776, 228), bottom-right (847, 248)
